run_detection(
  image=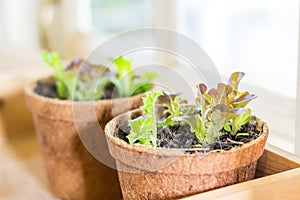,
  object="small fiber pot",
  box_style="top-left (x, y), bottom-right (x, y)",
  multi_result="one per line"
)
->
top-left (26, 79), bottom-right (144, 200)
top-left (105, 109), bottom-right (269, 200)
